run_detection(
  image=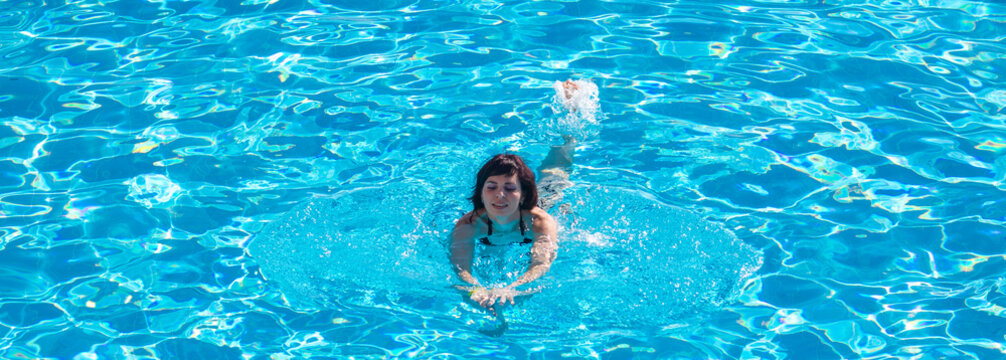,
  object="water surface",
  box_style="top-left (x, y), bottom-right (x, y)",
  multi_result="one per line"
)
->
top-left (1, 0), bottom-right (1005, 358)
